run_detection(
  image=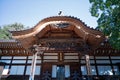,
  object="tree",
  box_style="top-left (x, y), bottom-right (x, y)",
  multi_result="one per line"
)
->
top-left (0, 23), bottom-right (26, 39)
top-left (89, 0), bottom-right (120, 49)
